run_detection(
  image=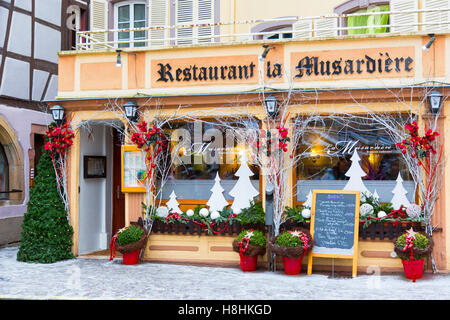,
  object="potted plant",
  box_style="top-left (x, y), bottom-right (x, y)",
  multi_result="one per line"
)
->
top-left (394, 228), bottom-right (433, 282)
top-left (268, 229), bottom-right (313, 275)
top-left (232, 229), bottom-right (266, 272)
top-left (111, 224), bottom-right (148, 265)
